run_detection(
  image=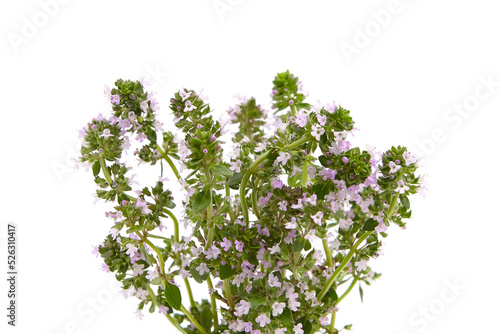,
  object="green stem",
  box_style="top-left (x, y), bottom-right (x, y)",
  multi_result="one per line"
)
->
top-left (148, 234), bottom-right (170, 240)
top-left (337, 277), bottom-right (358, 305)
top-left (323, 239), bottom-right (334, 269)
top-left (181, 305), bottom-right (208, 334)
top-left (318, 231), bottom-right (372, 302)
top-left (387, 193), bottom-right (399, 218)
top-left (163, 209), bottom-right (180, 244)
top-left (145, 285), bottom-right (187, 334)
top-left (157, 145), bottom-right (181, 181)
top-left (137, 231), bottom-right (166, 279)
top-left (162, 210), bottom-right (194, 308)
top-left (223, 279), bottom-right (235, 309)
top-left (204, 167), bottom-right (214, 251)
top-left (184, 278), bottom-right (195, 307)
top-left (251, 177), bottom-right (261, 220)
top-left (330, 311), bottom-right (337, 334)
top-left (206, 276), bottom-right (219, 328)
top-left (98, 156), bottom-right (114, 185)
top-left (240, 136), bottom-right (310, 226)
